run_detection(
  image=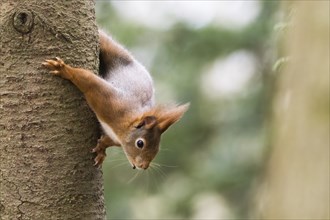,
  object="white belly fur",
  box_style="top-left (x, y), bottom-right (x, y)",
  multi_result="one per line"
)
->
top-left (99, 120), bottom-right (122, 145)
